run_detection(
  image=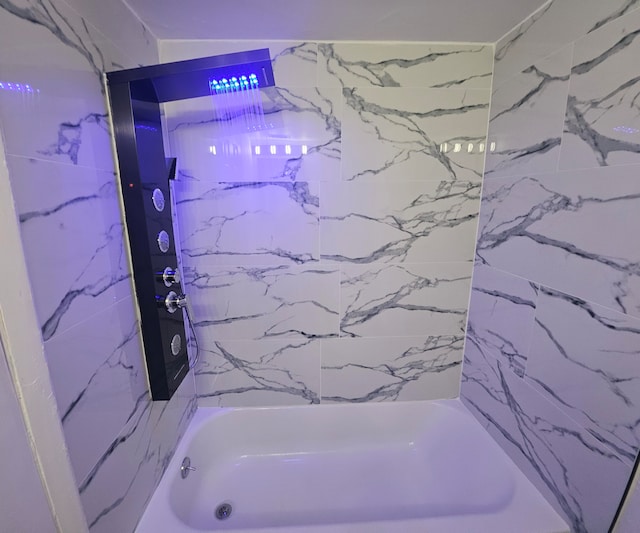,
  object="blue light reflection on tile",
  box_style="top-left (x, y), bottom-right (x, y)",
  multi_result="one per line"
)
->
top-left (0, 81), bottom-right (40, 94)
